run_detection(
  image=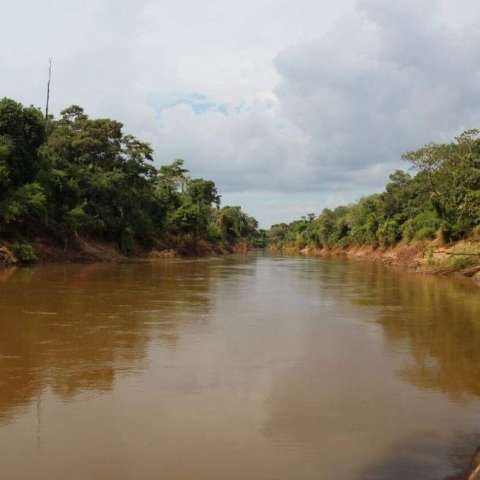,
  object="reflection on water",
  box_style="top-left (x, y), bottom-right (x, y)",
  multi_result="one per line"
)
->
top-left (0, 260), bottom-right (215, 423)
top-left (0, 254), bottom-right (479, 480)
top-left (320, 260), bottom-right (480, 399)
